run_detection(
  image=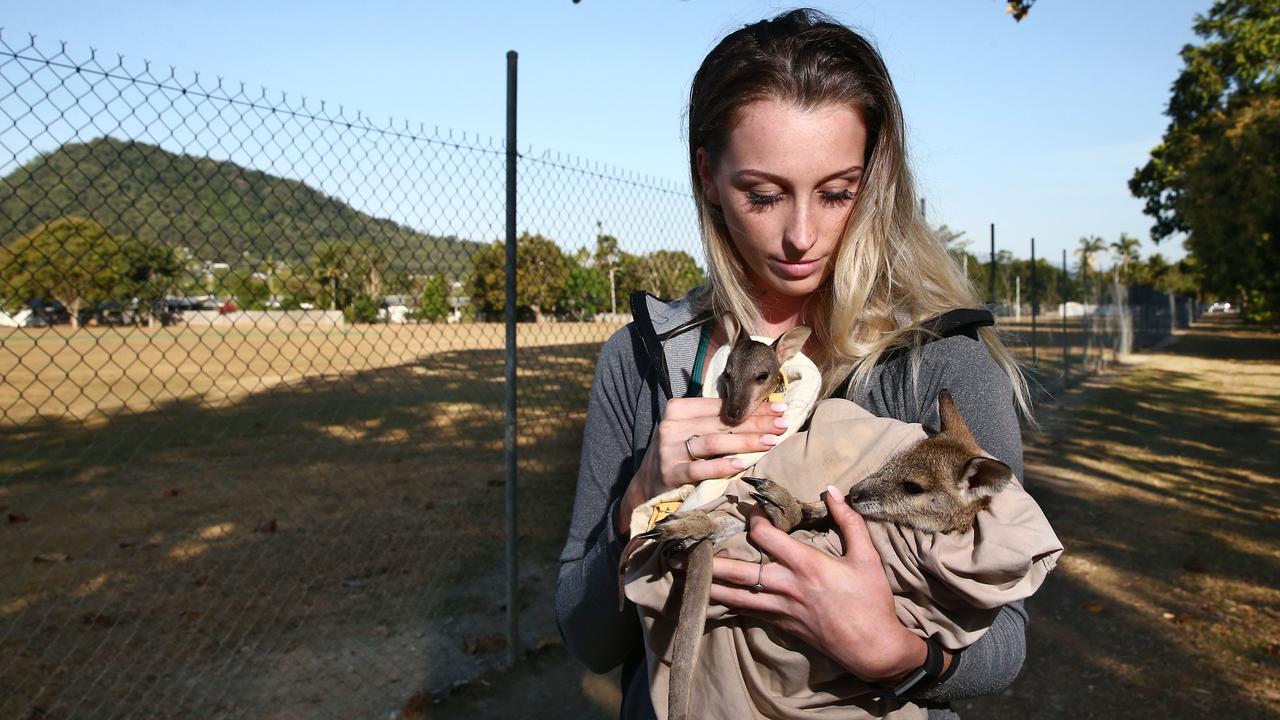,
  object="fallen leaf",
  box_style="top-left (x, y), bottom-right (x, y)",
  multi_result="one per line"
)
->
top-left (1082, 601), bottom-right (1106, 614)
top-left (8, 513), bottom-right (30, 524)
top-left (462, 634), bottom-right (506, 654)
top-left (420, 500), bottom-right (435, 511)
top-left (254, 519), bottom-right (278, 534)
top-left (163, 488), bottom-right (180, 498)
top-left (193, 575), bottom-right (214, 587)
top-left (1181, 556), bottom-right (1207, 573)
top-left (33, 553), bottom-right (69, 563)
top-left (1266, 642), bottom-right (1279, 657)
